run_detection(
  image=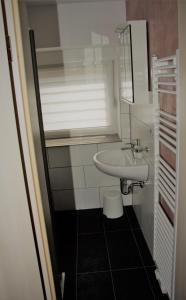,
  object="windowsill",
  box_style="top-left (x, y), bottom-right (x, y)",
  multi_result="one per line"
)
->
top-left (45, 134), bottom-right (121, 148)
